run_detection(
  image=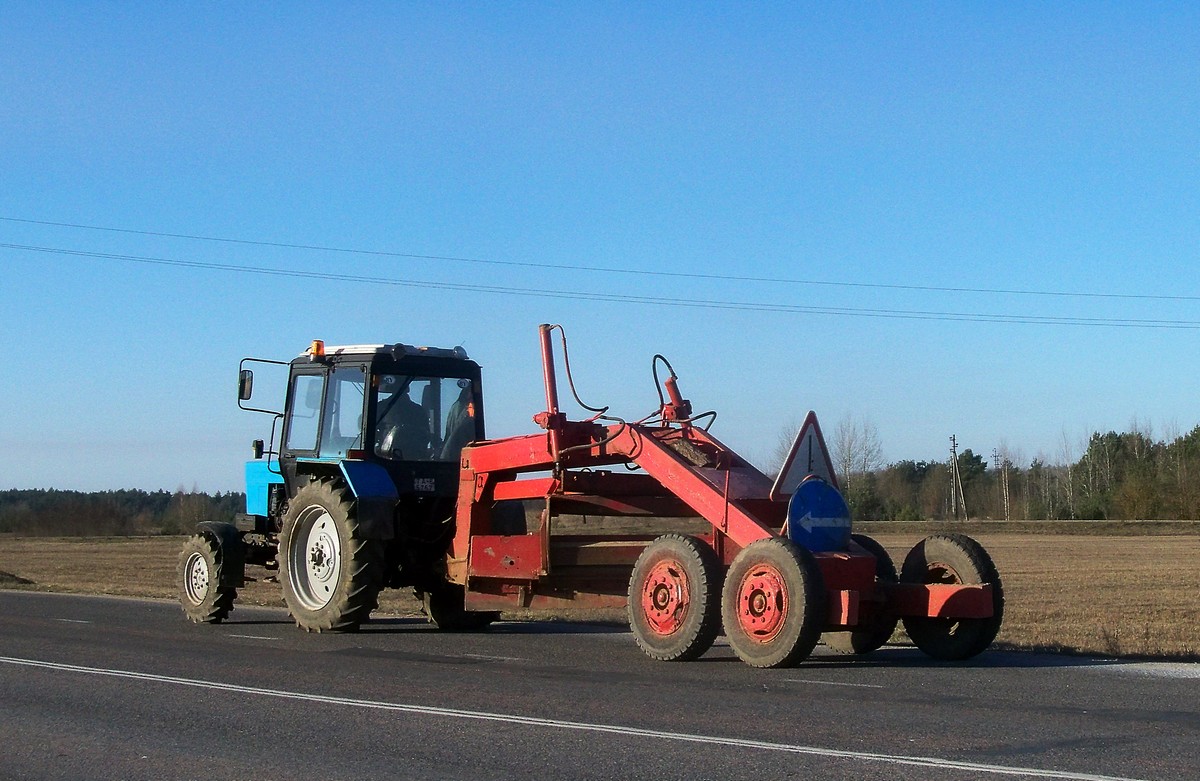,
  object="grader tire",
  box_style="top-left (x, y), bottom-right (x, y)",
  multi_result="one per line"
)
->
top-left (722, 538), bottom-right (827, 668)
top-left (177, 533), bottom-right (237, 624)
top-left (279, 479), bottom-right (384, 632)
top-left (823, 533), bottom-right (899, 655)
top-left (627, 534), bottom-right (722, 662)
top-left (900, 533), bottom-right (1004, 661)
